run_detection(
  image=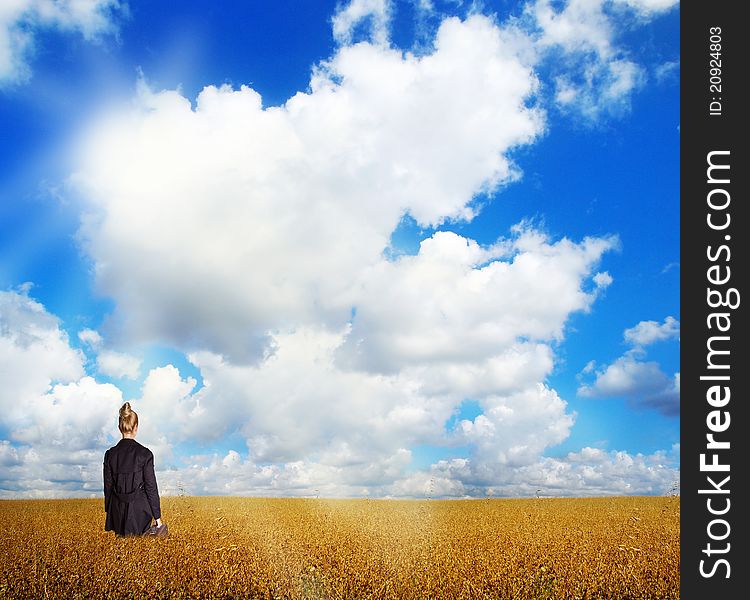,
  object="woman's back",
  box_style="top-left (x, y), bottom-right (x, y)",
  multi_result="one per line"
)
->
top-left (104, 403), bottom-right (162, 536)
